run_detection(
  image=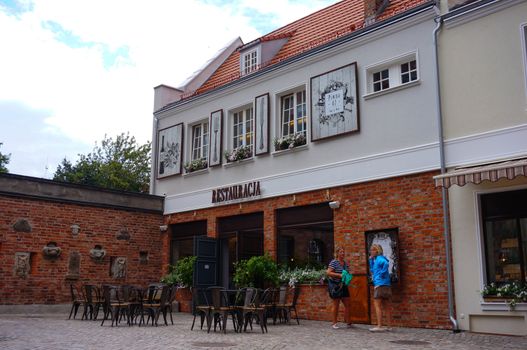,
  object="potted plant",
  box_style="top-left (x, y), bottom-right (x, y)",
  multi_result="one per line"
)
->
top-left (224, 145), bottom-right (252, 163)
top-left (481, 282), bottom-right (527, 309)
top-left (233, 254), bottom-right (279, 288)
top-left (279, 266), bottom-right (327, 287)
top-left (161, 256), bottom-right (196, 313)
top-left (274, 132), bottom-right (307, 151)
top-left (183, 158), bottom-right (208, 173)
